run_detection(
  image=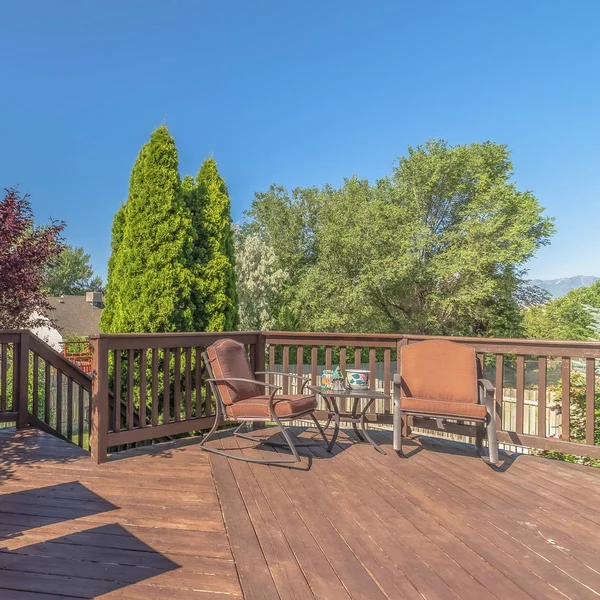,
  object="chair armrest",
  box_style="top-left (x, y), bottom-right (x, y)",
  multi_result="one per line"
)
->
top-left (478, 378), bottom-right (496, 417)
top-left (206, 377), bottom-right (283, 392)
top-left (478, 378), bottom-right (495, 392)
